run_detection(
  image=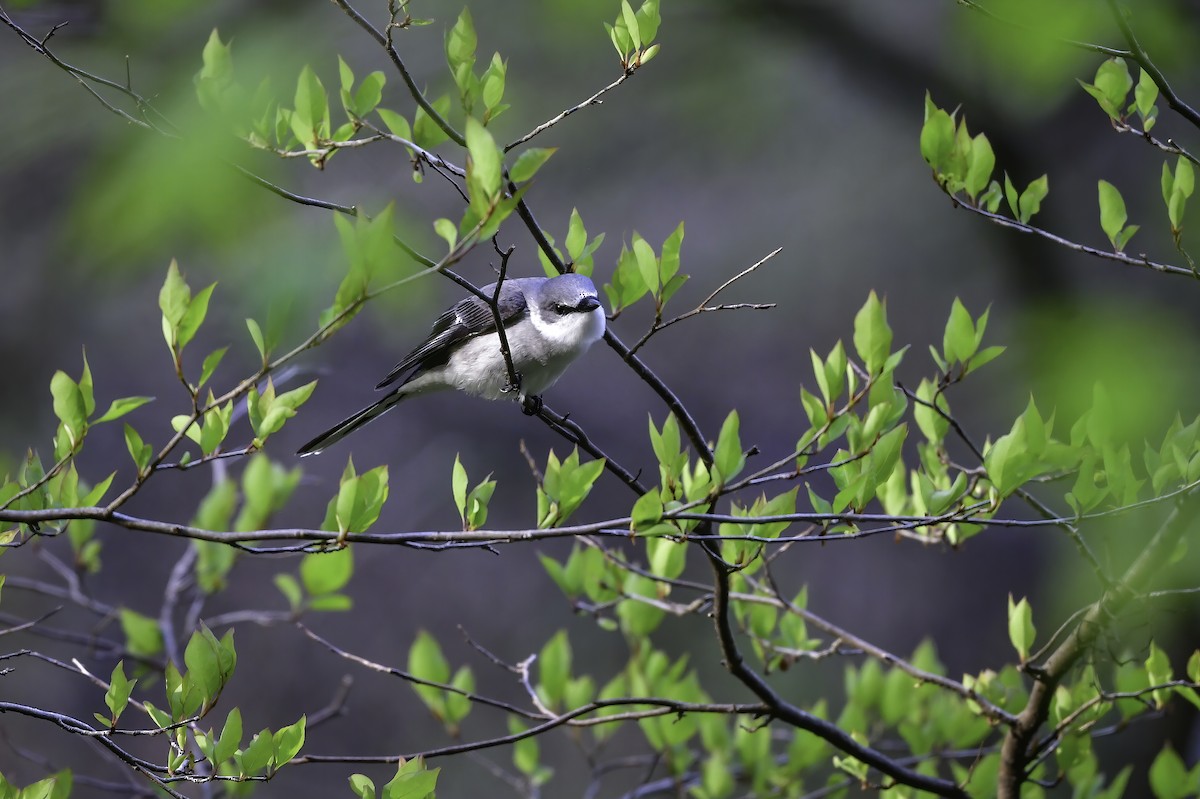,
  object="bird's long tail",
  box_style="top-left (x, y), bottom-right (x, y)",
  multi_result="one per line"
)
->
top-left (296, 390), bottom-right (407, 457)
